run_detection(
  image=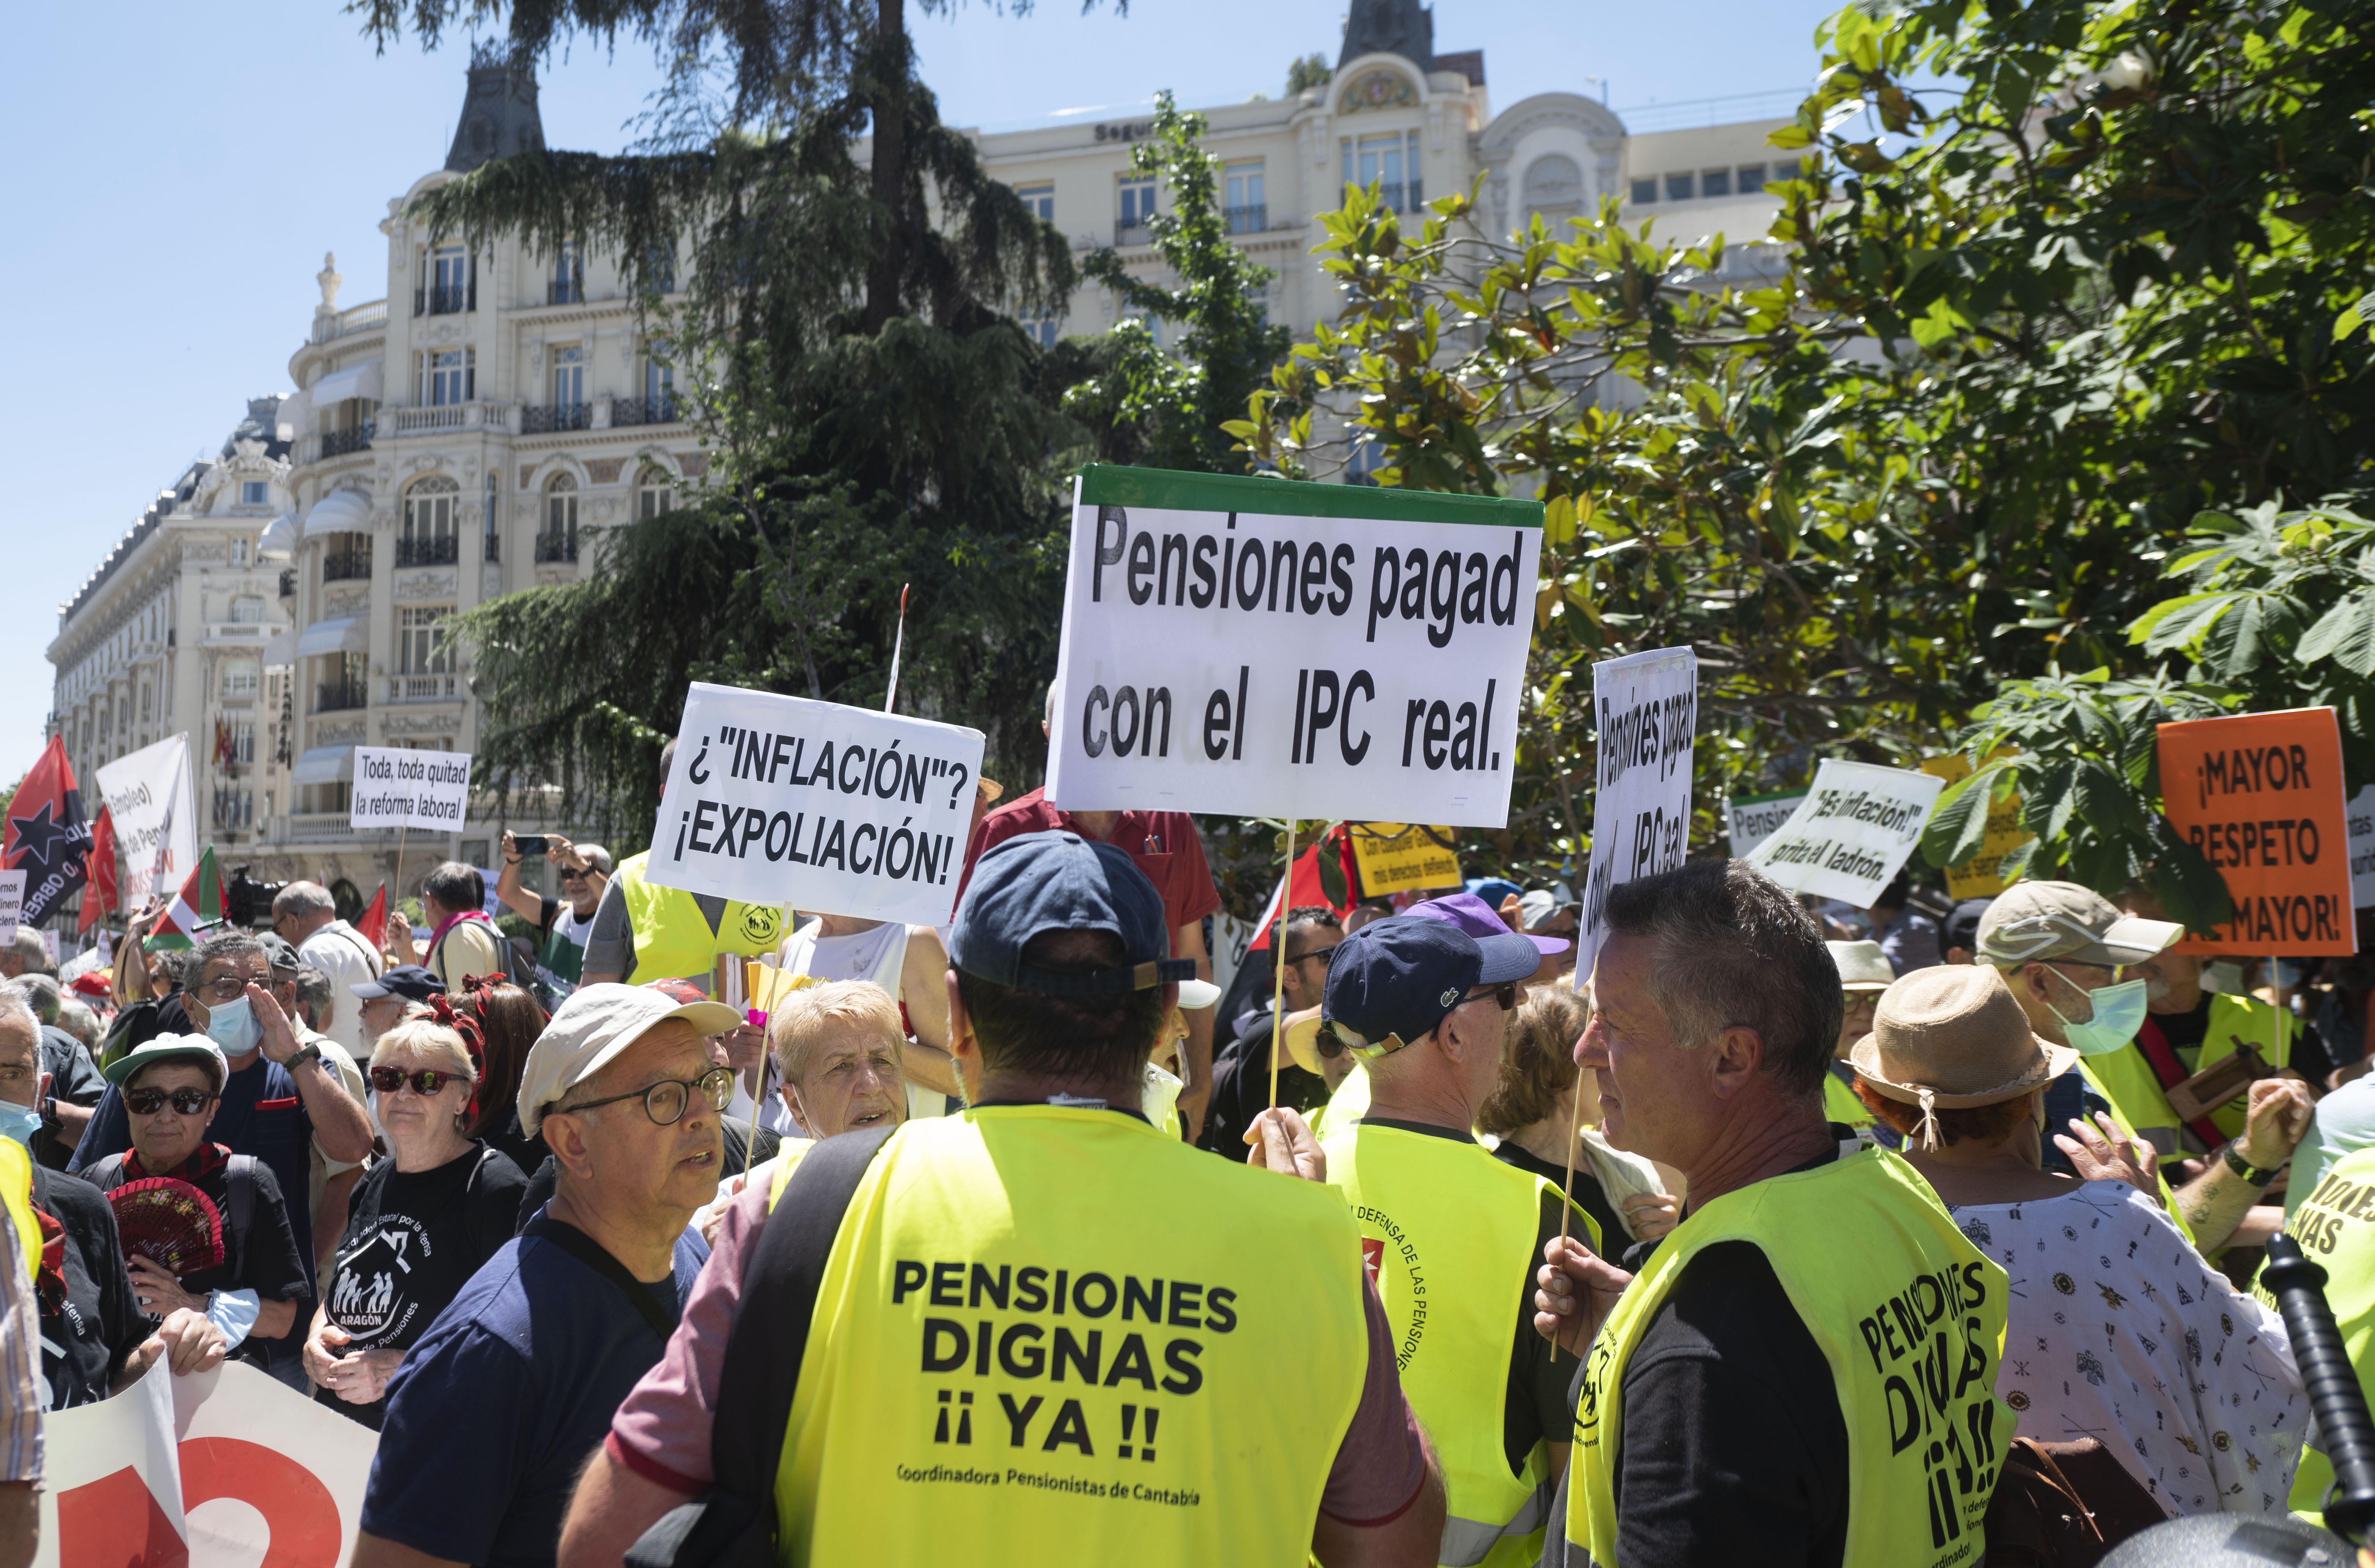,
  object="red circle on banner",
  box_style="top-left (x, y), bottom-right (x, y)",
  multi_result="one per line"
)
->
top-left (176, 1436), bottom-right (343, 1568)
